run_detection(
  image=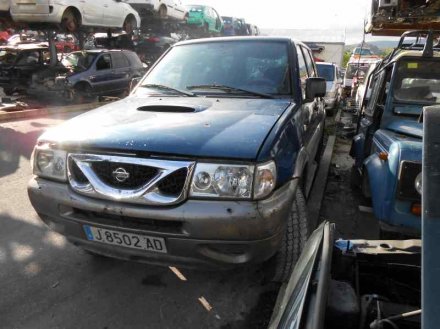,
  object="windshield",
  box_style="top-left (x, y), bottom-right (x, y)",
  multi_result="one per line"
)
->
top-left (138, 41), bottom-right (291, 97)
top-left (0, 49), bottom-right (18, 65)
top-left (353, 48), bottom-right (373, 56)
top-left (393, 59), bottom-right (440, 111)
top-left (345, 63), bottom-right (370, 79)
top-left (316, 64), bottom-right (335, 81)
top-left (61, 52), bottom-right (97, 72)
